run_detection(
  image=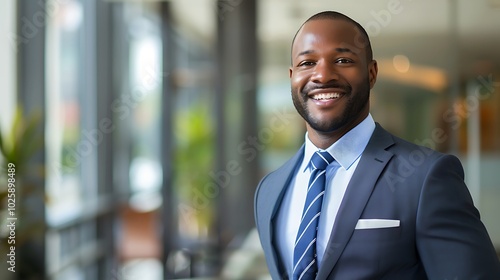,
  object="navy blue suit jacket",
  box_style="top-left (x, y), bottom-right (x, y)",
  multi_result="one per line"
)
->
top-left (254, 124), bottom-right (500, 279)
